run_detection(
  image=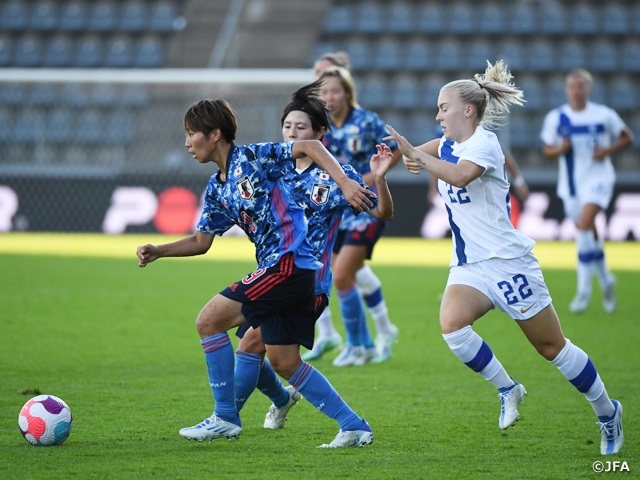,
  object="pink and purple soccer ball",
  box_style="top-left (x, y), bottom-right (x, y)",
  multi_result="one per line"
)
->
top-left (18, 395), bottom-right (72, 446)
